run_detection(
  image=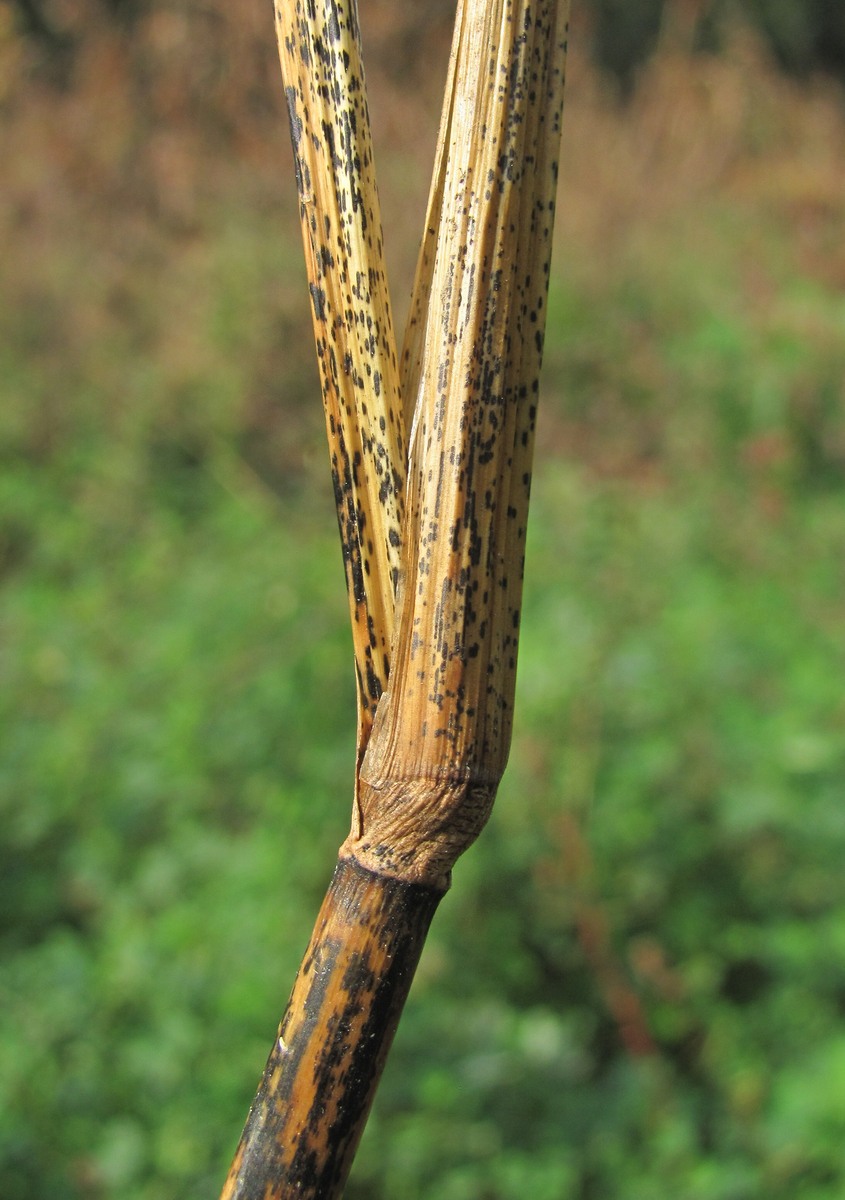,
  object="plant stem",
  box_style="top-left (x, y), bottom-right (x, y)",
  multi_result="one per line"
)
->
top-left (219, 858), bottom-right (443, 1200)
top-left (221, 0), bottom-right (570, 1191)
